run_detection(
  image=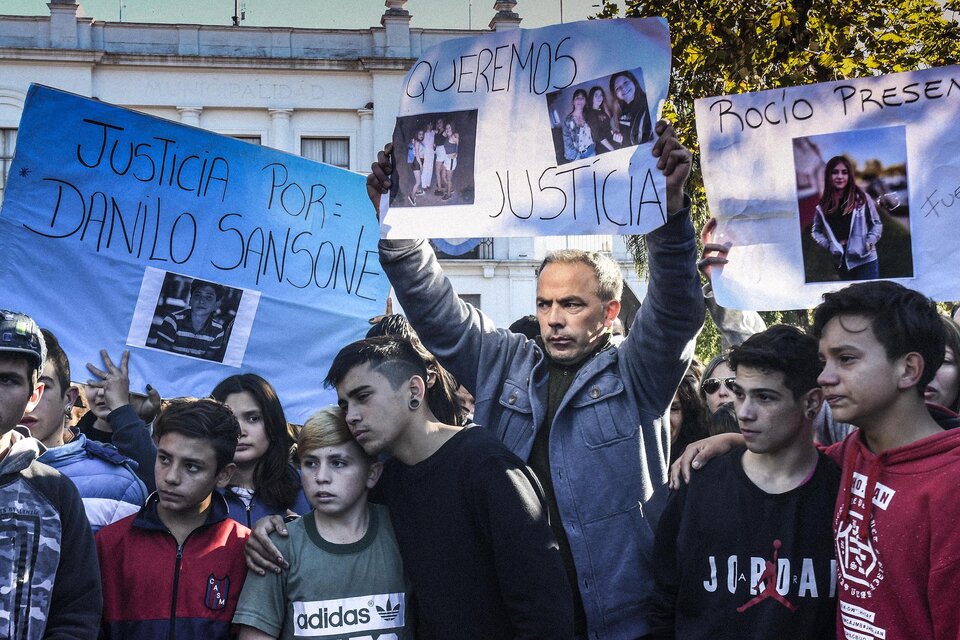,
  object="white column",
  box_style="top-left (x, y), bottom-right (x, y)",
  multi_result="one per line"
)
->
top-left (489, 0), bottom-right (522, 31)
top-left (357, 106), bottom-right (375, 172)
top-left (268, 108), bottom-right (294, 153)
top-left (177, 107), bottom-right (202, 127)
top-left (381, 0), bottom-right (411, 57)
top-left (48, 0), bottom-right (80, 48)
